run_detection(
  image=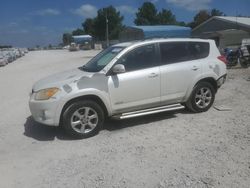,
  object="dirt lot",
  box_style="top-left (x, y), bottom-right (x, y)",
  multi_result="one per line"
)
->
top-left (0, 50), bottom-right (249, 188)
